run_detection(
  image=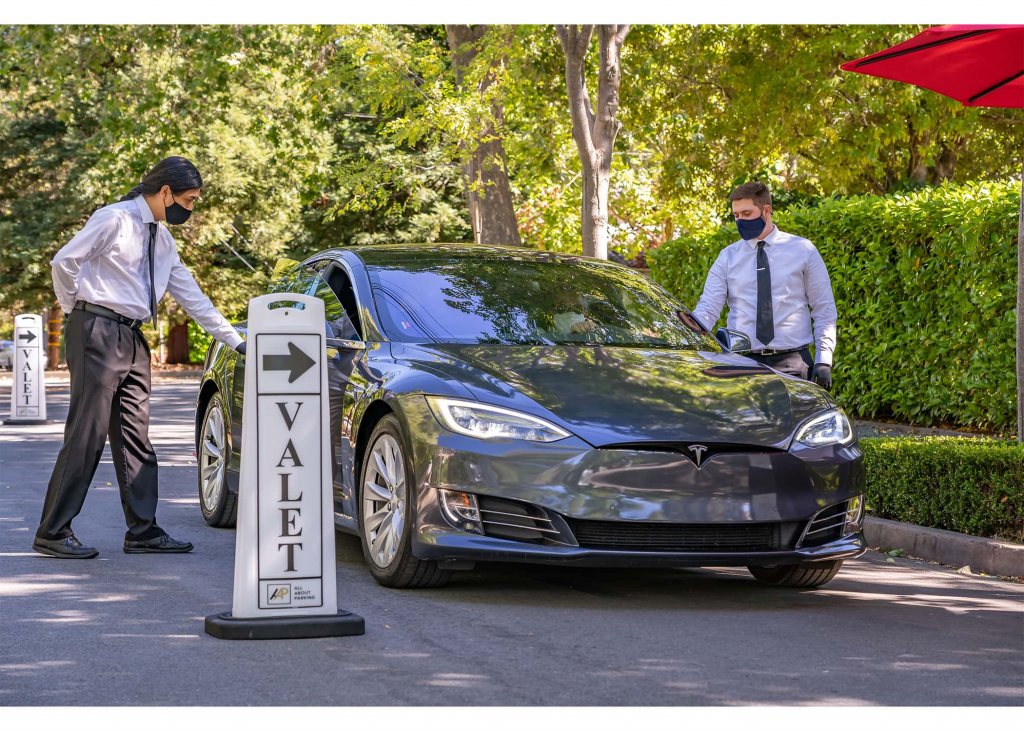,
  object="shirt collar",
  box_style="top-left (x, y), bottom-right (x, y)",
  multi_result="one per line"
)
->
top-left (134, 195), bottom-right (156, 225)
top-left (745, 224), bottom-right (781, 249)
